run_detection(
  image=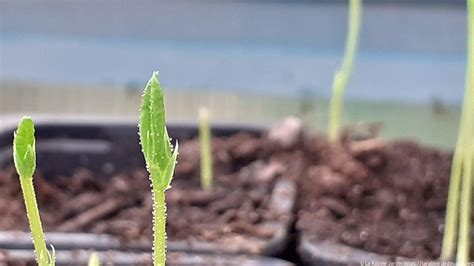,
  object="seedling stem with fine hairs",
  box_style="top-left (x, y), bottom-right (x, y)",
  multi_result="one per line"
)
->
top-left (13, 117), bottom-right (55, 266)
top-left (139, 72), bottom-right (179, 266)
